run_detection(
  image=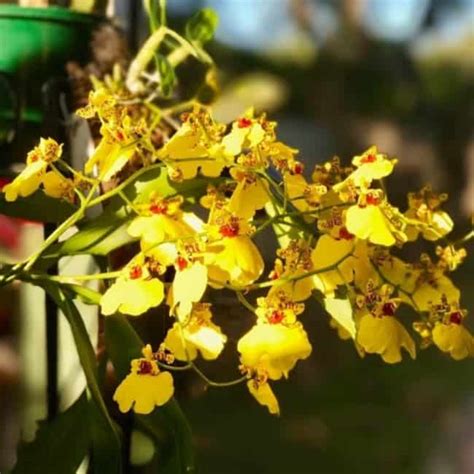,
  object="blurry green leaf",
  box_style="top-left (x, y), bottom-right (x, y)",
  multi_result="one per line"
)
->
top-left (53, 212), bottom-right (134, 257)
top-left (12, 392), bottom-right (89, 474)
top-left (105, 315), bottom-right (196, 473)
top-left (64, 283), bottom-right (102, 306)
top-left (0, 191), bottom-right (76, 223)
top-left (126, 165), bottom-right (220, 206)
top-left (324, 298), bottom-right (356, 339)
top-left (156, 54), bottom-right (177, 97)
top-left (185, 8), bottom-right (218, 44)
top-left (43, 284), bottom-right (122, 474)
